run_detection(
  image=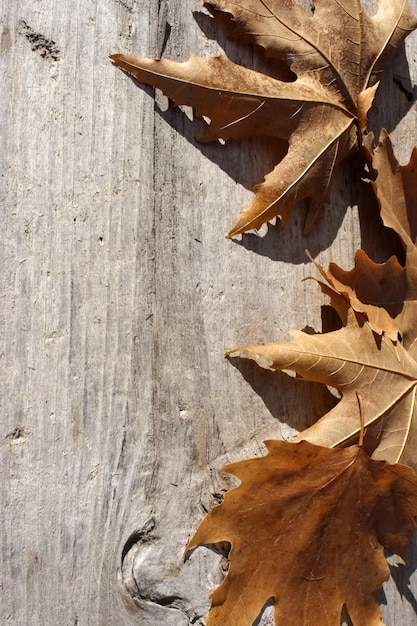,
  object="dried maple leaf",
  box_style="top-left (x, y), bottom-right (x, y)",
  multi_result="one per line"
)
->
top-left (320, 130), bottom-right (417, 351)
top-left (230, 291), bottom-right (417, 470)
top-left (188, 438), bottom-right (417, 625)
top-left (111, 1), bottom-right (417, 236)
